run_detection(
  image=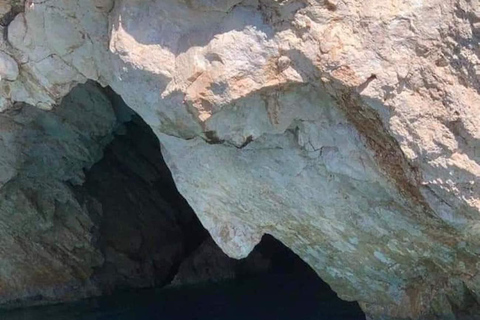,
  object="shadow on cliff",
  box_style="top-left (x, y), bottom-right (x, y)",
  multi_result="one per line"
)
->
top-left (111, 0), bottom-right (305, 55)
